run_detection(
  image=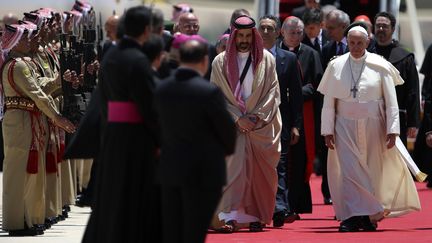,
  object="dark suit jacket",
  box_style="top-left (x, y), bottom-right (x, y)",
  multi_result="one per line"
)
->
top-left (321, 40), bottom-right (348, 70)
top-left (302, 29), bottom-right (330, 54)
top-left (291, 6), bottom-right (308, 19)
top-left (281, 43), bottom-right (323, 100)
top-left (155, 68), bottom-right (236, 188)
top-left (274, 47), bottom-right (303, 141)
